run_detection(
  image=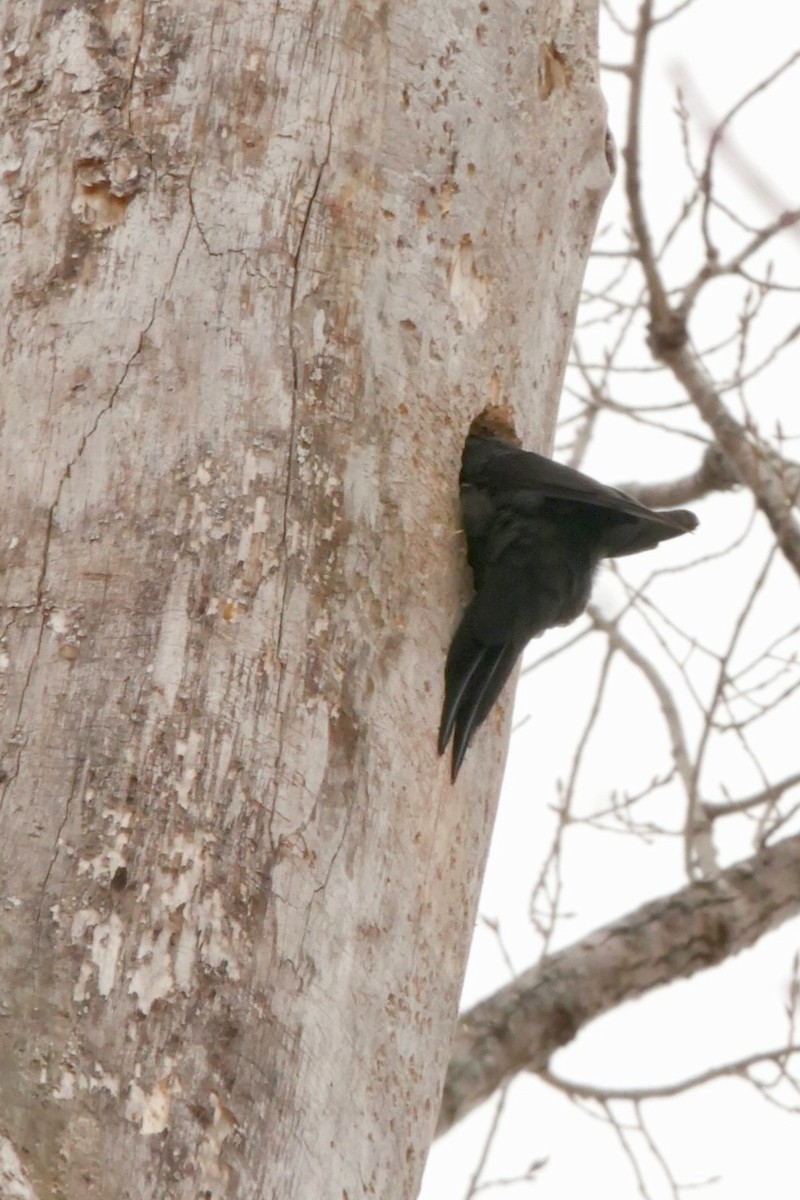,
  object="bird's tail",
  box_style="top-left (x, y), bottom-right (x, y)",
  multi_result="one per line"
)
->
top-left (438, 606), bottom-right (520, 781)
